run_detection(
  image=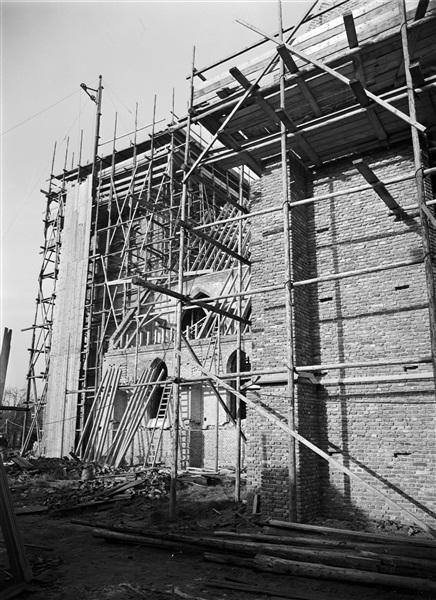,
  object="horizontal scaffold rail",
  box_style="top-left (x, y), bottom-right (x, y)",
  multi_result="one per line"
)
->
top-left (184, 257), bottom-right (424, 306)
top-left (193, 166), bottom-right (436, 231)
